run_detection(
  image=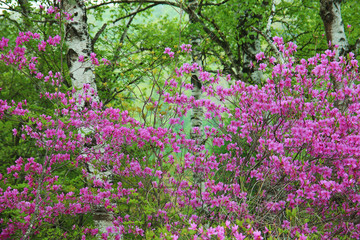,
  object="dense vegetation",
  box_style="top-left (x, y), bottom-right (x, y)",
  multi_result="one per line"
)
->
top-left (1, 0), bottom-right (360, 239)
